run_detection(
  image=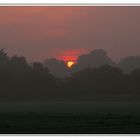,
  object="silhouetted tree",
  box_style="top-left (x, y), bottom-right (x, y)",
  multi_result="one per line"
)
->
top-left (65, 65), bottom-right (127, 100)
top-left (44, 58), bottom-right (70, 78)
top-left (72, 49), bottom-right (115, 72)
top-left (0, 49), bottom-right (140, 101)
top-left (0, 48), bottom-right (9, 67)
top-left (118, 56), bottom-right (140, 73)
